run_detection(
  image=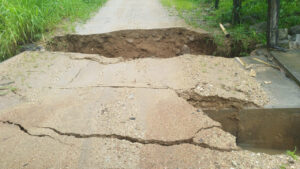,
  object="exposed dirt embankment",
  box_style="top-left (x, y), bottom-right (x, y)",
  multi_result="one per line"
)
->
top-left (177, 90), bottom-right (259, 110)
top-left (47, 28), bottom-right (217, 59)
